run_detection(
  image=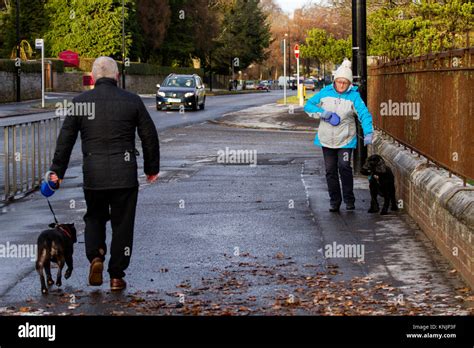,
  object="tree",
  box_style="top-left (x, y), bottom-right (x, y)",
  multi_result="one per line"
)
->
top-left (300, 29), bottom-right (331, 65)
top-left (43, 0), bottom-right (136, 59)
top-left (213, 0), bottom-right (271, 73)
top-left (136, 0), bottom-right (170, 63)
top-left (368, 0), bottom-right (473, 59)
top-left (256, 0), bottom-right (286, 79)
top-left (1, 0), bottom-right (48, 59)
top-left (159, 0), bottom-right (200, 66)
